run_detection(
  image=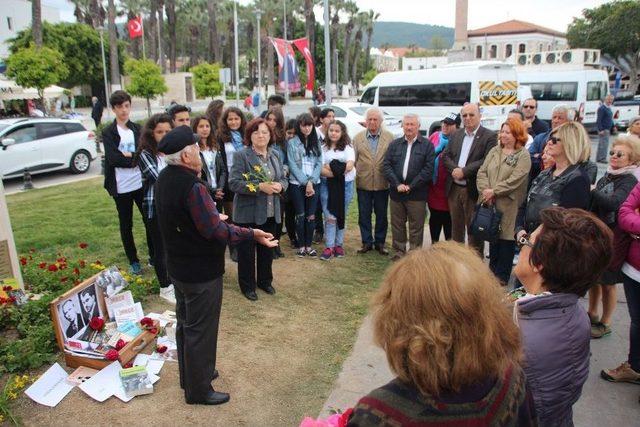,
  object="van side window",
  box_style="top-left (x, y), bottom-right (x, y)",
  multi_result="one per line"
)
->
top-left (526, 82), bottom-right (578, 102)
top-left (379, 83), bottom-right (471, 107)
top-left (360, 87), bottom-right (376, 104)
top-left (587, 81), bottom-right (607, 101)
